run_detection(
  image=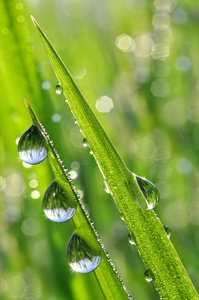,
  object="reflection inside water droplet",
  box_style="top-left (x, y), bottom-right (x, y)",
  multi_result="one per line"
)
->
top-left (18, 125), bottom-right (48, 165)
top-left (55, 84), bottom-right (63, 95)
top-left (144, 269), bottom-right (153, 282)
top-left (42, 180), bottom-right (76, 223)
top-left (66, 233), bottom-right (101, 273)
top-left (135, 175), bottom-right (159, 210)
